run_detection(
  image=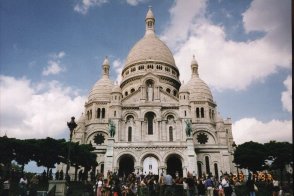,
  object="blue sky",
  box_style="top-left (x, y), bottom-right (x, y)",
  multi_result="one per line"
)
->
top-left (0, 0), bottom-right (292, 147)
